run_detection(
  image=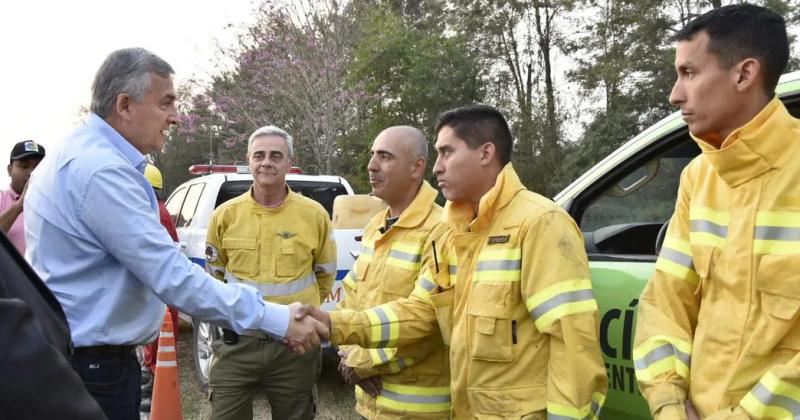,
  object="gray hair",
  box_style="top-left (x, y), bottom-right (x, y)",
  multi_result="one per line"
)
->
top-left (248, 125), bottom-right (294, 158)
top-left (381, 126), bottom-right (428, 163)
top-left (90, 48), bottom-right (174, 118)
